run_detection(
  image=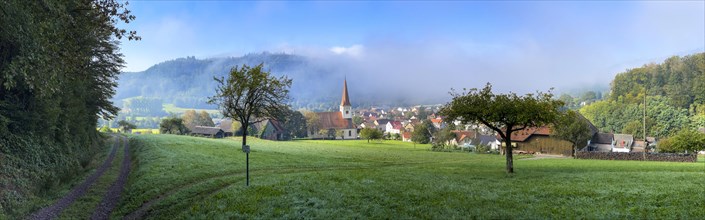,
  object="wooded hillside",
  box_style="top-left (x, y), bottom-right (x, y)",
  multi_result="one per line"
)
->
top-left (581, 53), bottom-right (705, 138)
top-left (0, 0), bottom-right (136, 215)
